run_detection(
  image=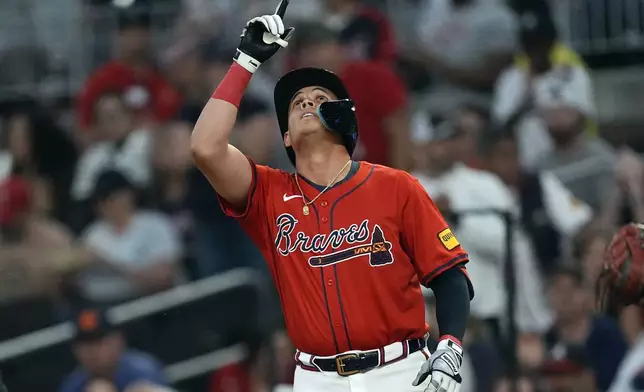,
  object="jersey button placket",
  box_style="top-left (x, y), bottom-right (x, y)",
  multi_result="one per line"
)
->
top-left (320, 201), bottom-right (329, 223)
